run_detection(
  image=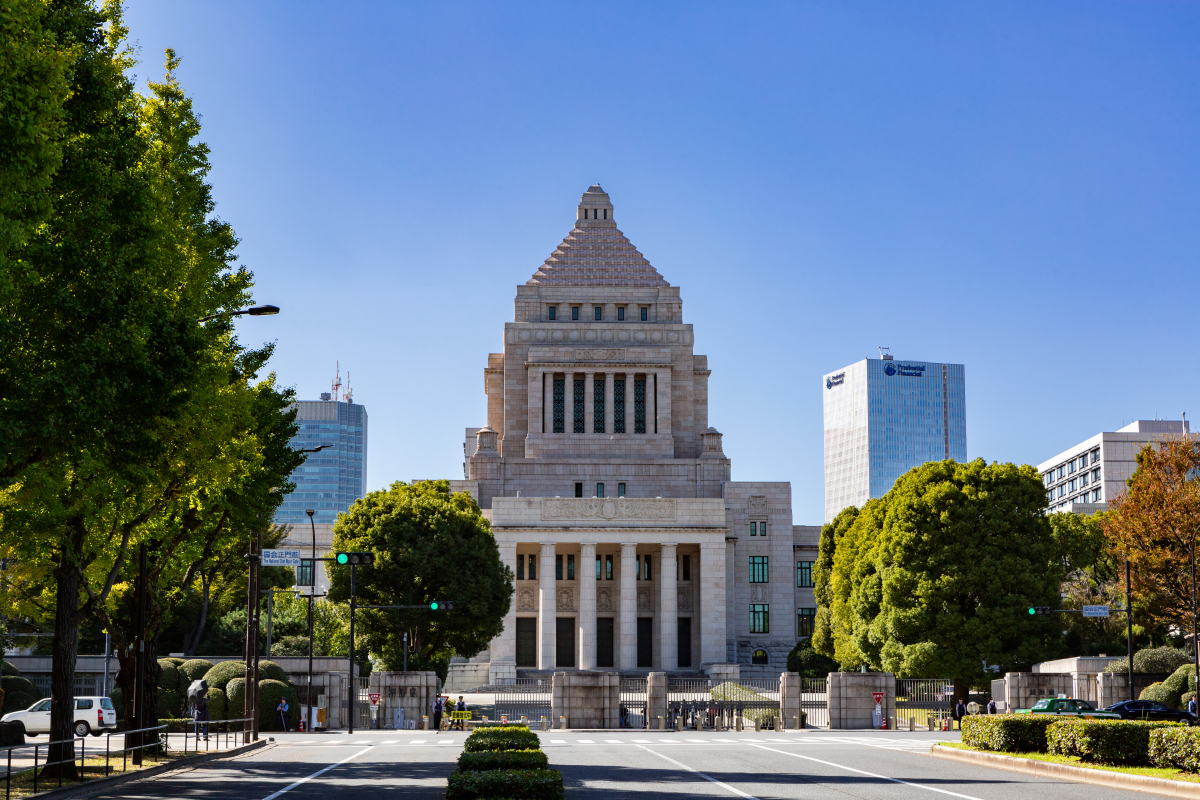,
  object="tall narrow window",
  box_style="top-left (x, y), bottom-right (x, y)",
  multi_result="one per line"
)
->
top-left (750, 522), bottom-right (757, 536)
top-left (750, 604), bottom-right (769, 634)
top-left (574, 482), bottom-right (583, 498)
top-left (797, 561), bottom-right (814, 588)
top-left (517, 554), bottom-right (525, 580)
top-left (595, 306), bottom-right (602, 321)
top-left (573, 378), bottom-right (585, 433)
top-left (749, 556), bottom-right (769, 583)
top-left (596, 482), bottom-right (605, 498)
top-left (681, 554), bottom-right (690, 581)
top-left (594, 376), bottom-right (605, 432)
top-left (603, 209), bottom-right (607, 219)
top-left (618, 482), bottom-right (626, 497)
top-left (567, 554), bottom-right (575, 580)
top-left (797, 608), bottom-right (816, 638)
top-left (571, 306), bottom-right (580, 320)
top-left (553, 378), bottom-right (565, 433)
top-left (605, 554), bottom-right (613, 580)
top-left (643, 554), bottom-right (652, 580)
top-left (548, 306), bottom-right (556, 320)
top-left (596, 555), bottom-right (601, 579)
top-left (528, 554), bottom-right (536, 581)
top-left (634, 379), bottom-right (646, 434)
top-left (613, 379), bottom-right (626, 433)
top-left (556, 554), bottom-right (563, 580)
top-left (617, 307), bottom-right (625, 321)
top-left (640, 307), bottom-right (648, 321)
